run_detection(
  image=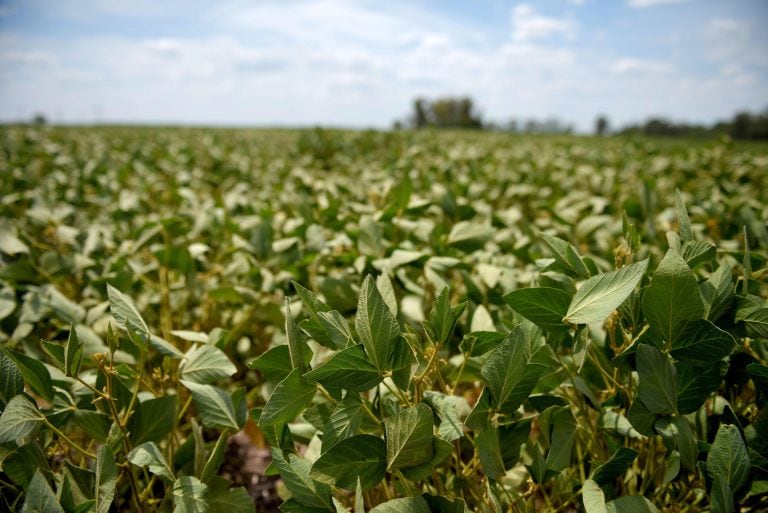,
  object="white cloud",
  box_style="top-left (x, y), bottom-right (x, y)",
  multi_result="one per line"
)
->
top-left (511, 4), bottom-right (575, 42)
top-left (611, 58), bottom-right (673, 74)
top-left (627, 0), bottom-right (691, 8)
